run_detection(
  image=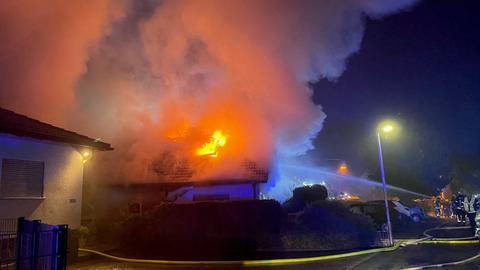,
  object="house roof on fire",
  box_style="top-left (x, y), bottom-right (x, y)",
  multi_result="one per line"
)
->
top-left (157, 159), bottom-right (269, 182)
top-left (111, 160), bottom-right (268, 192)
top-left (0, 106), bottom-right (113, 151)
